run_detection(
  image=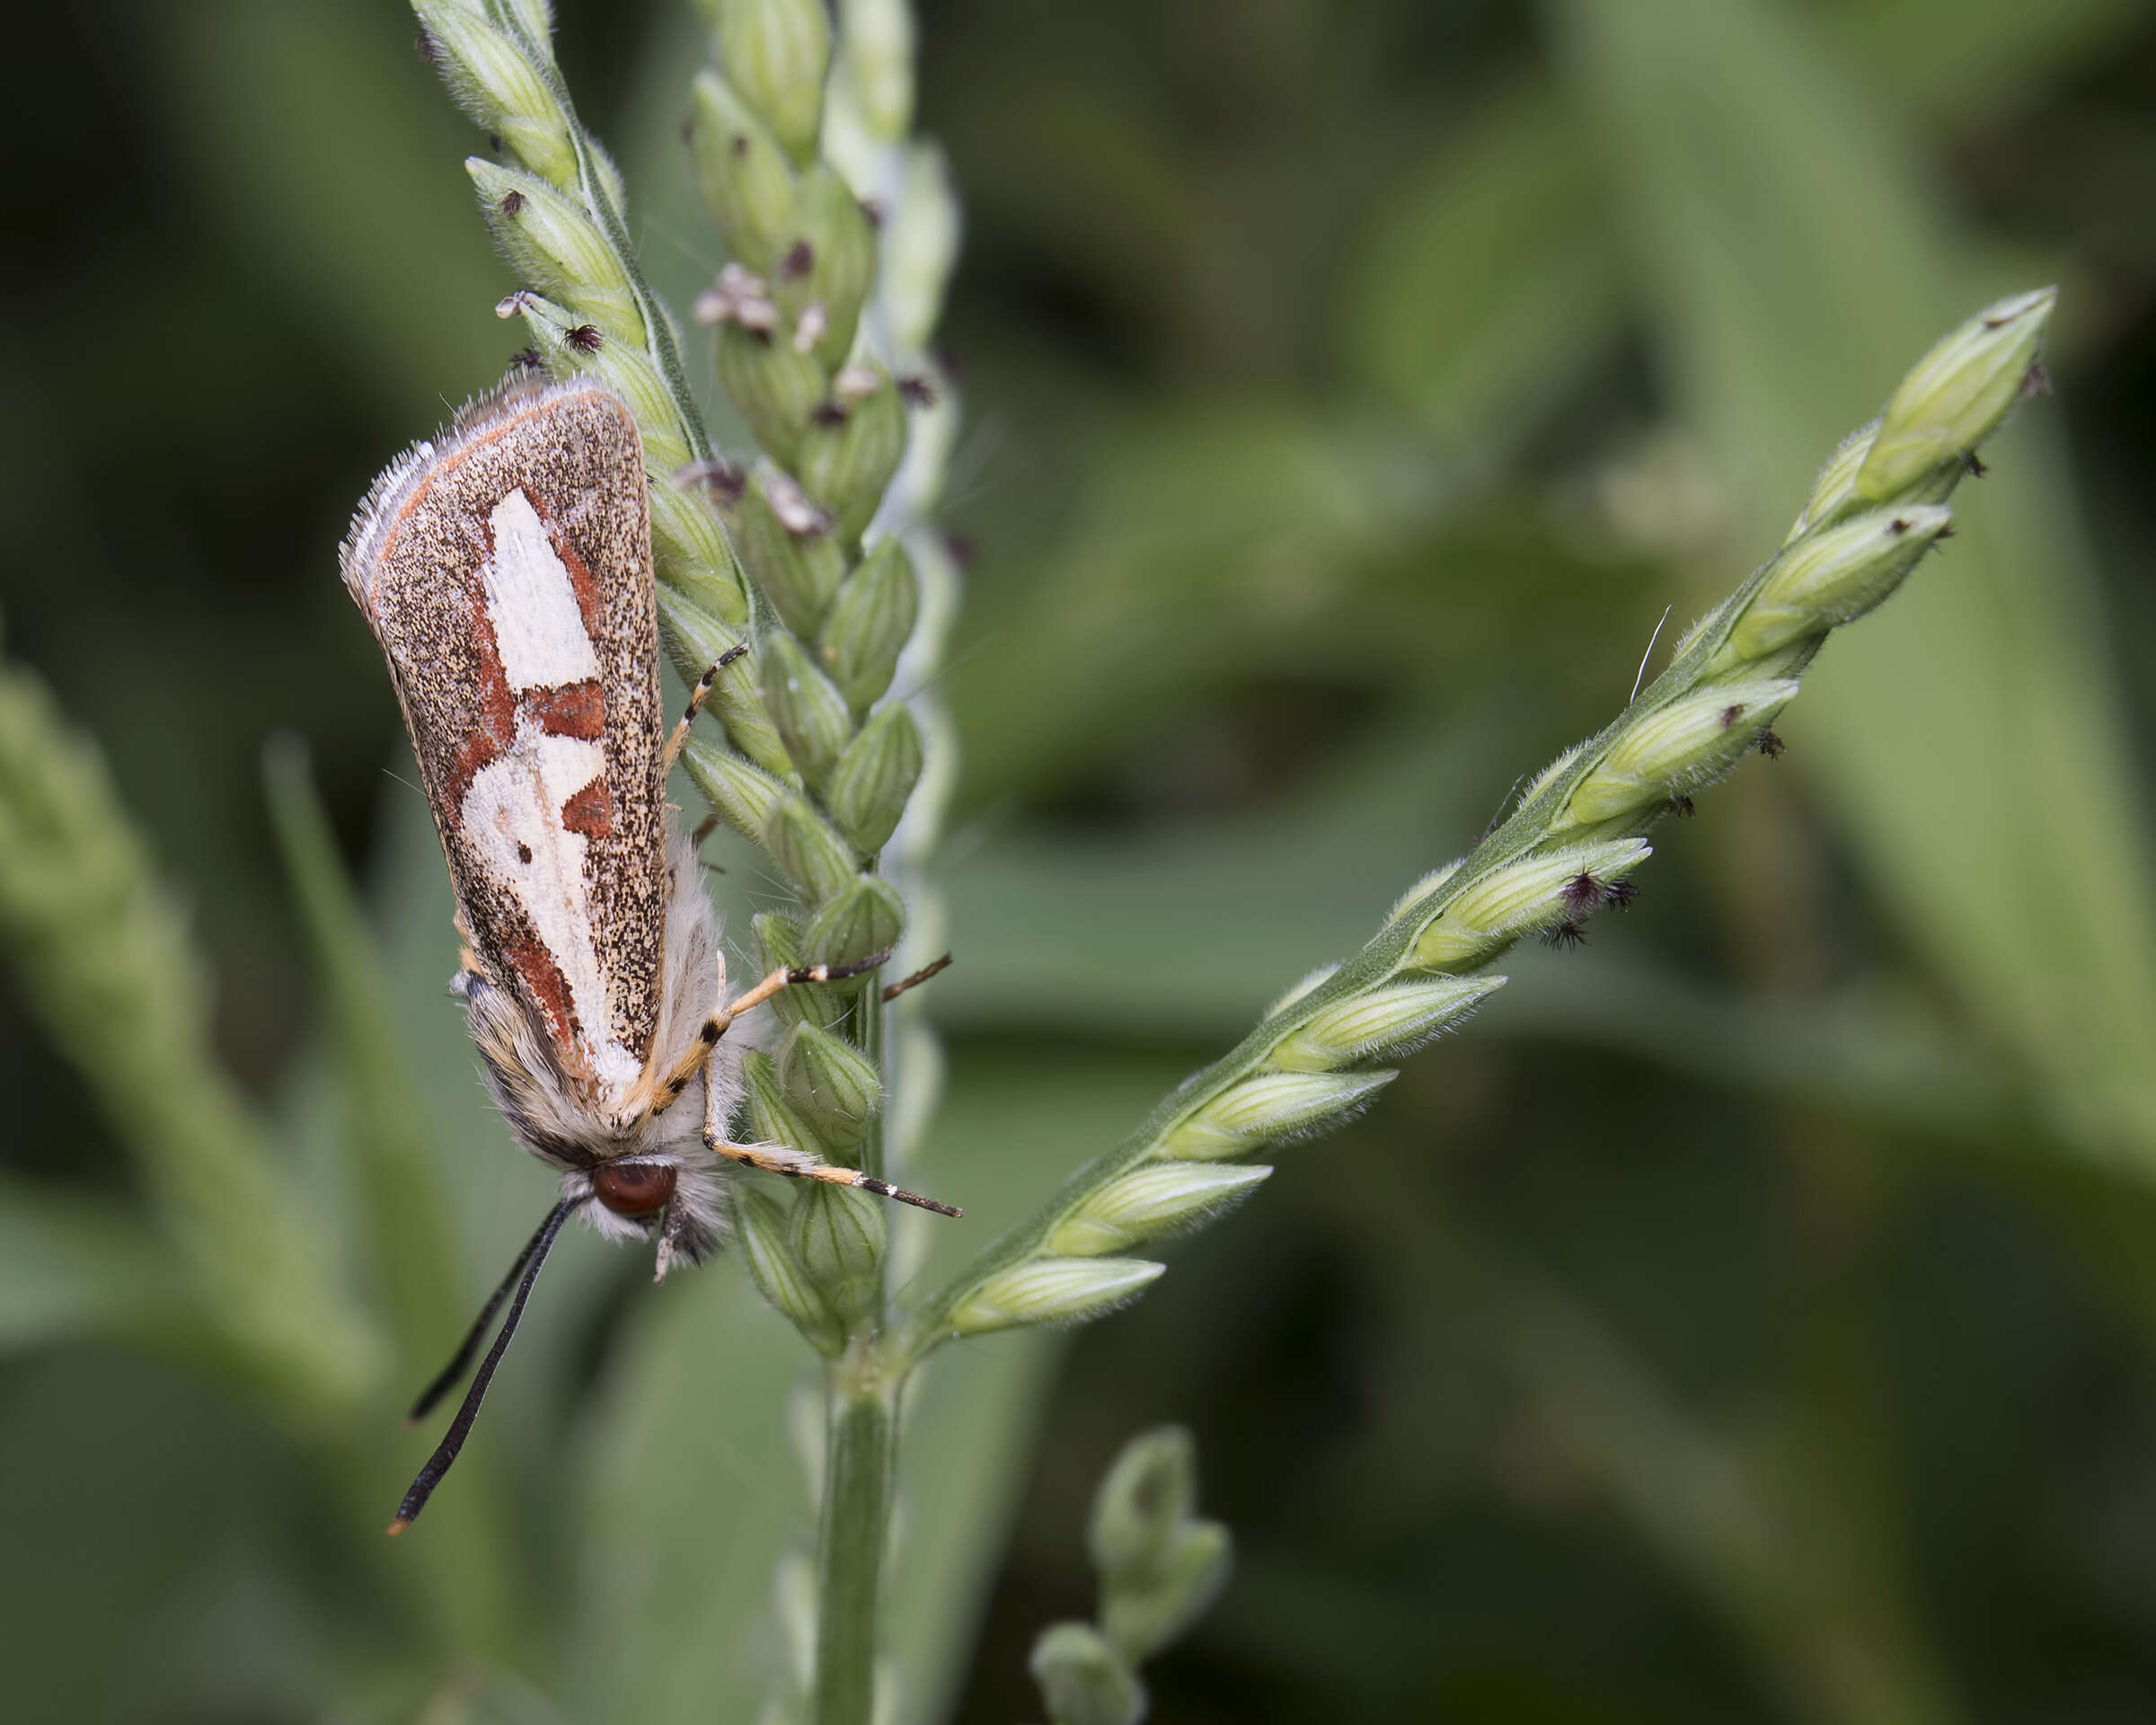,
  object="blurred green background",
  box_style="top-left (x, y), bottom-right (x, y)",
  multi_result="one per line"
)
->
top-left (5, 0), bottom-right (2156, 1720)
